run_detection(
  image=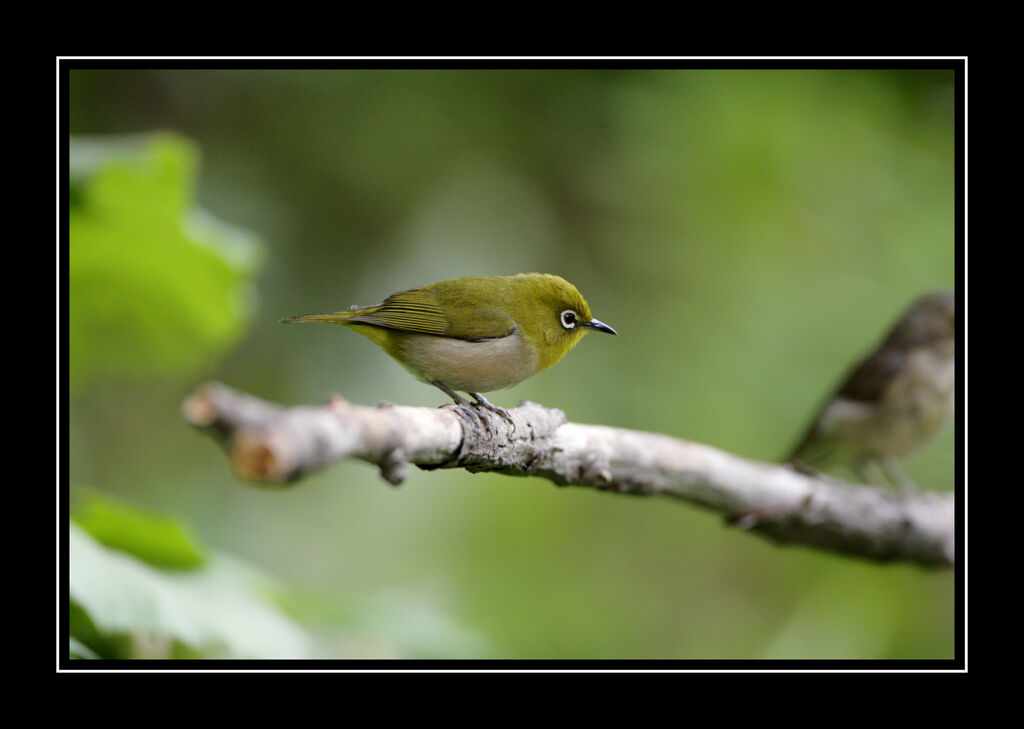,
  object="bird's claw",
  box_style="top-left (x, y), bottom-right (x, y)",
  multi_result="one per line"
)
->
top-left (470, 393), bottom-right (517, 435)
